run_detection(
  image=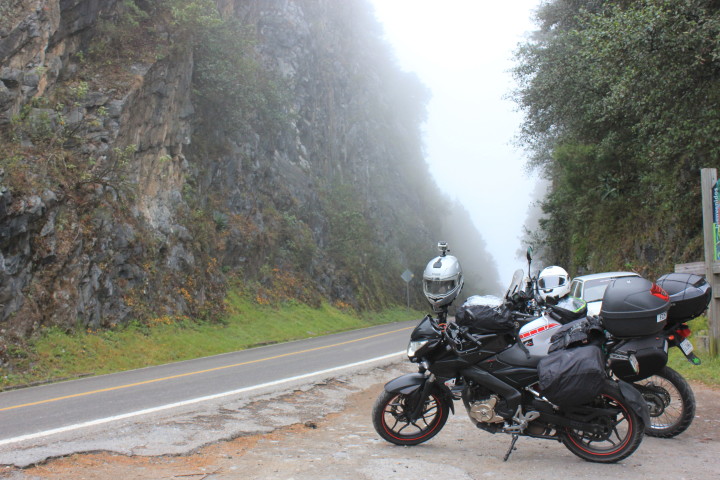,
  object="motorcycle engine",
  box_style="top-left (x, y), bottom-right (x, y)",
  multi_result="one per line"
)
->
top-left (468, 395), bottom-right (505, 424)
